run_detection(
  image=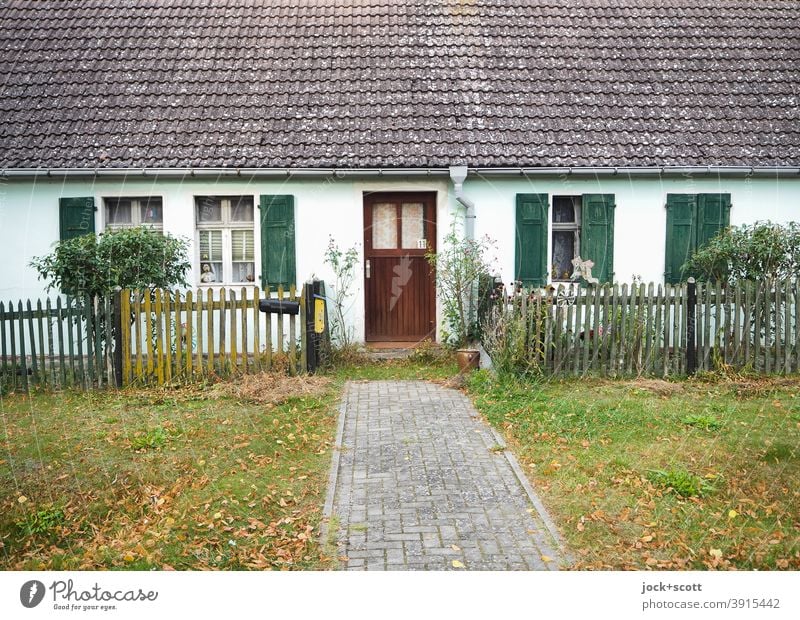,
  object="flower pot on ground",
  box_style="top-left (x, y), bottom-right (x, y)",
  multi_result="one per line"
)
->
top-left (456, 348), bottom-right (480, 372)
